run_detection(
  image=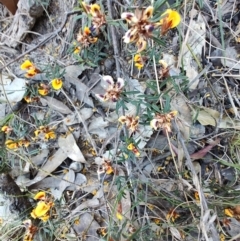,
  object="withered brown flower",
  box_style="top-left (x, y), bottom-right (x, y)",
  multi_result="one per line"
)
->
top-left (81, 2), bottom-right (106, 33)
top-left (77, 26), bottom-right (98, 48)
top-left (121, 6), bottom-right (155, 52)
top-left (150, 111), bottom-right (177, 133)
top-left (96, 75), bottom-right (125, 102)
